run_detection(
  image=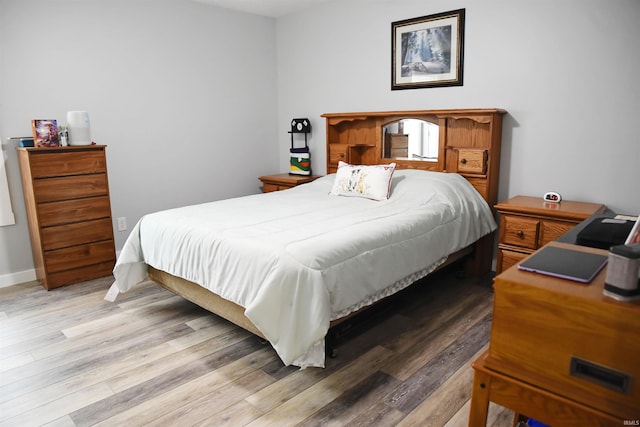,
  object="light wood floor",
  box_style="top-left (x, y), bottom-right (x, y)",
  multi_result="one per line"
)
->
top-left (0, 268), bottom-right (513, 427)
